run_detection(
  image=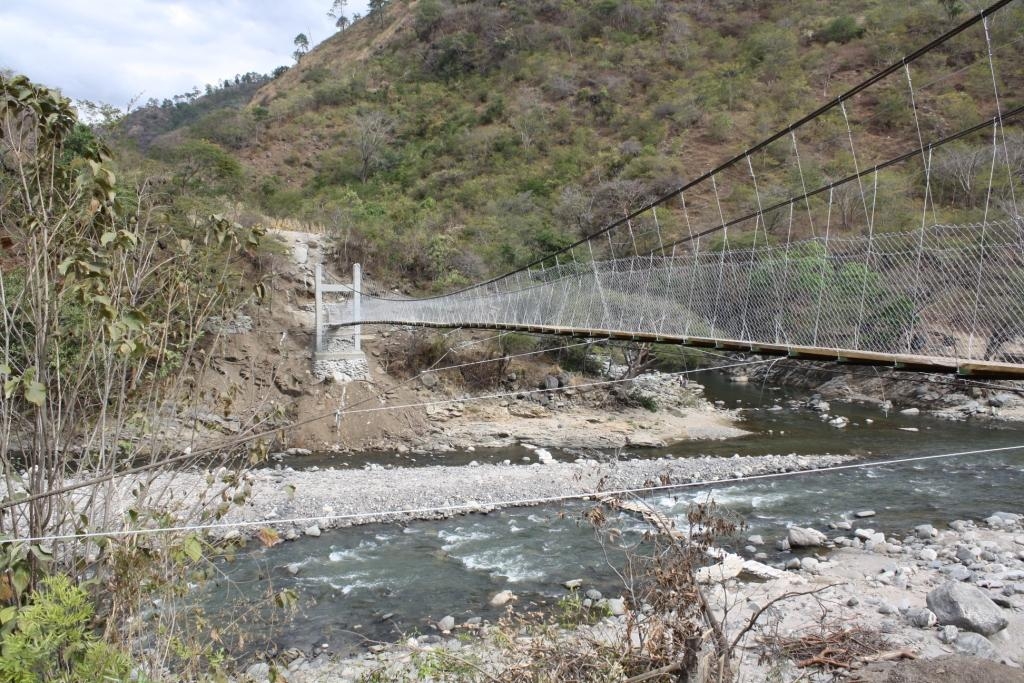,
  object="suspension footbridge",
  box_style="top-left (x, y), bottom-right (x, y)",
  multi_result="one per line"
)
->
top-left (322, 0), bottom-right (1024, 378)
